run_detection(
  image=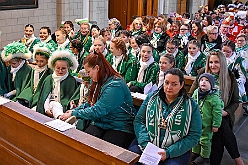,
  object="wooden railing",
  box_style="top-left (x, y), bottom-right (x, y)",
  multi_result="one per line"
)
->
top-left (0, 100), bottom-right (139, 165)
